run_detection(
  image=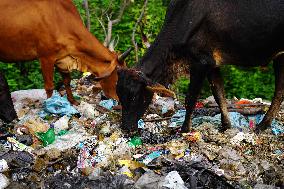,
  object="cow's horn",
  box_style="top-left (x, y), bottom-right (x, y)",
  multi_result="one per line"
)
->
top-left (118, 47), bottom-right (132, 62)
top-left (146, 84), bottom-right (176, 98)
